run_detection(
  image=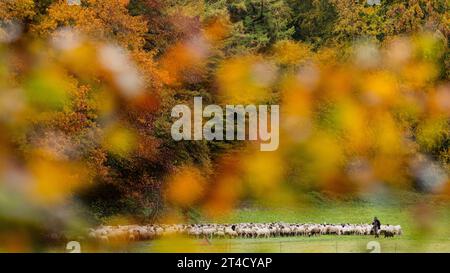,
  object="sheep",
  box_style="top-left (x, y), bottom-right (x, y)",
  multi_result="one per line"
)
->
top-left (280, 226), bottom-right (292, 237)
top-left (242, 226), bottom-right (255, 238)
top-left (255, 227), bottom-right (270, 238)
top-left (202, 227), bottom-right (216, 239)
top-left (224, 225), bottom-right (238, 238)
top-left (380, 224), bottom-right (402, 238)
top-left (88, 222), bottom-right (402, 242)
top-left (326, 225), bottom-right (341, 235)
top-left (214, 227), bottom-right (226, 238)
top-left (307, 225), bottom-right (321, 237)
top-left (393, 225), bottom-right (402, 235)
